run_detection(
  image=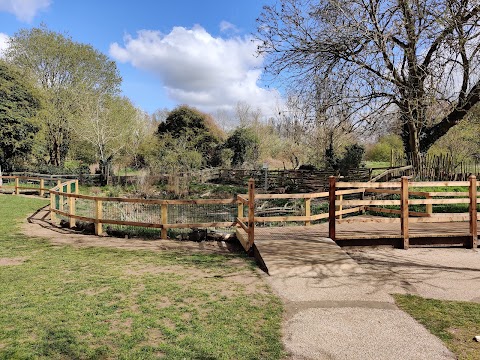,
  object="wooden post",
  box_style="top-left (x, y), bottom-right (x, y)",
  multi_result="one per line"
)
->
top-left (15, 177), bottom-right (19, 195)
top-left (75, 179), bottom-right (79, 194)
top-left (390, 148), bottom-right (394, 168)
top-left (50, 192), bottom-right (56, 222)
top-left (329, 176), bottom-right (336, 241)
top-left (57, 180), bottom-right (63, 212)
top-left (95, 199), bottom-right (103, 236)
top-left (238, 200), bottom-right (244, 220)
top-left (67, 183), bottom-right (76, 228)
top-left (305, 198), bottom-right (311, 226)
top-left (468, 175), bottom-right (478, 249)
top-left (400, 176), bottom-right (409, 249)
top-left (336, 194), bottom-right (343, 219)
top-left (40, 179), bottom-right (44, 197)
top-left (248, 178), bottom-right (255, 248)
top-left (161, 203), bottom-right (168, 239)
top-left (425, 194), bottom-right (433, 216)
